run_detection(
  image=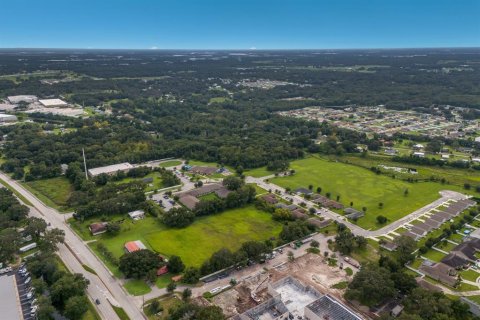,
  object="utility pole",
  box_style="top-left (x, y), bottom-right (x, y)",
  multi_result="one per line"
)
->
top-left (82, 148), bottom-right (88, 180)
